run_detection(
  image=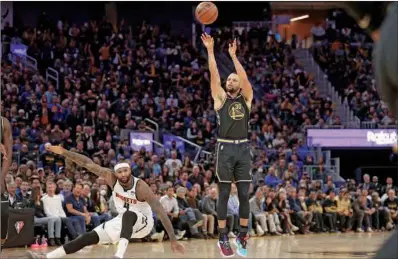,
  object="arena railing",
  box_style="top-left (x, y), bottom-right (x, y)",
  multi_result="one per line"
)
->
top-left (8, 52), bottom-right (38, 72)
top-left (144, 119), bottom-right (160, 142)
top-left (175, 136), bottom-right (202, 162)
top-left (12, 151), bottom-right (20, 166)
top-left (46, 67), bottom-right (59, 90)
top-left (361, 121), bottom-right (398, 129)
top-left (260, 164), bottom-right (341, 183)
